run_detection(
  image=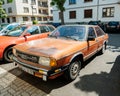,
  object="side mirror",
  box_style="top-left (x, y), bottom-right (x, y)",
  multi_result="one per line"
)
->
top-left (24, 33), bottom-right (31, 37)
top-left (88, 36), bottom-right (95, 41)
